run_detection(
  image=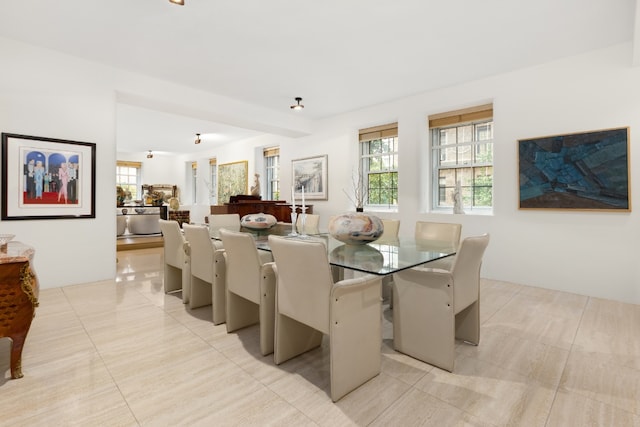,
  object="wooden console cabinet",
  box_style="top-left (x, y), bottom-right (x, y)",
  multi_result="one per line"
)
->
top-left (210, 199), bottom-right (312, 223)
top-left (0, 241), bottom-right (39, 379)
